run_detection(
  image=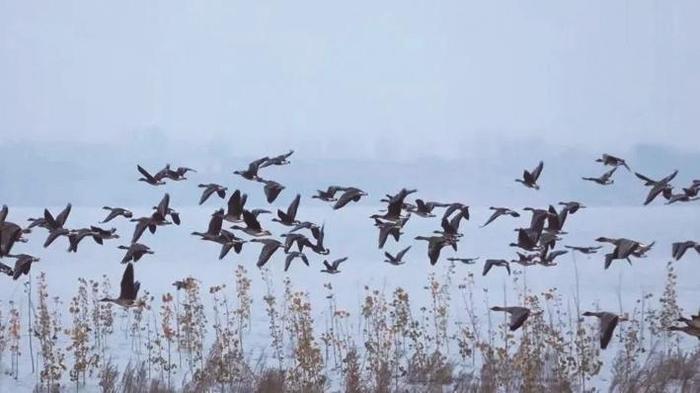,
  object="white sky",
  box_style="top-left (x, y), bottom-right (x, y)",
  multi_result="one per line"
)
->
top-left (1, 1), bottom-right (699, 158)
